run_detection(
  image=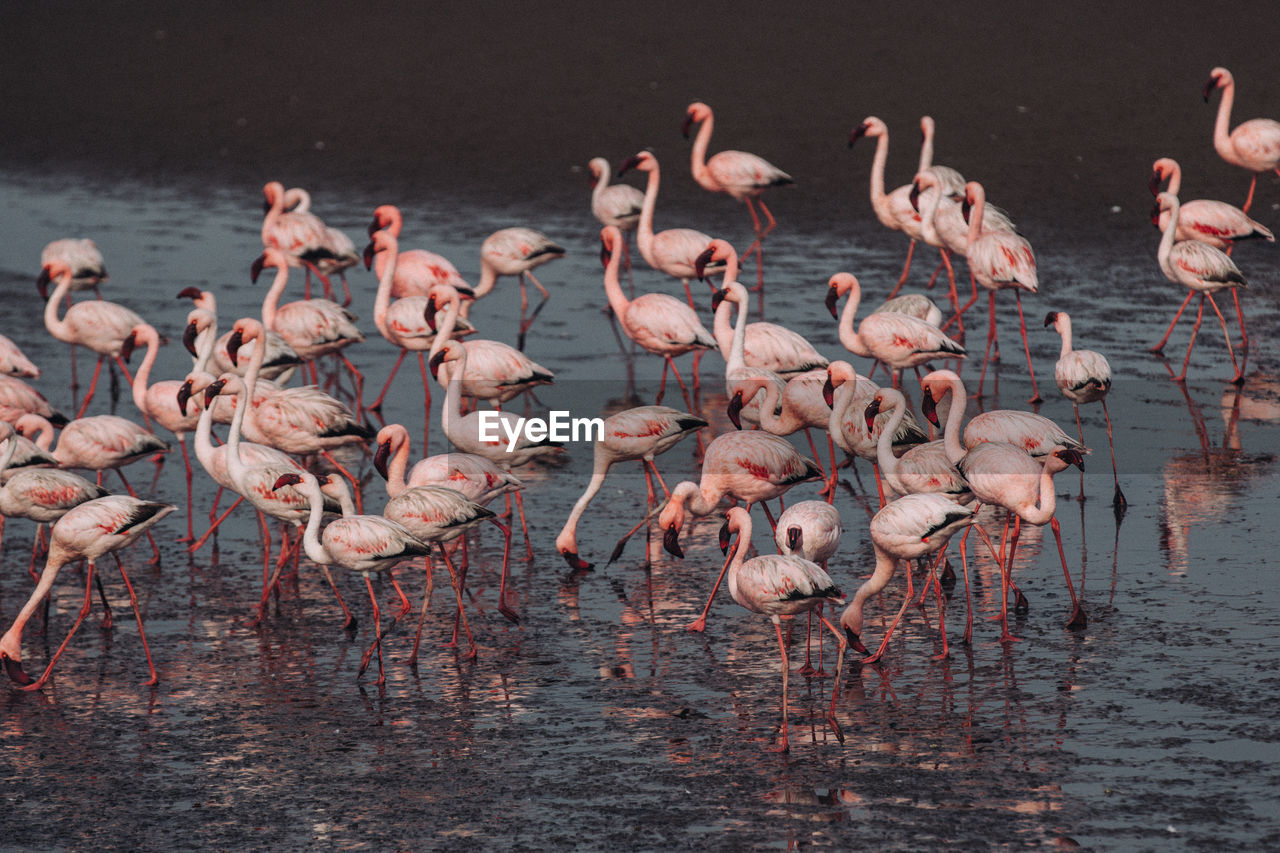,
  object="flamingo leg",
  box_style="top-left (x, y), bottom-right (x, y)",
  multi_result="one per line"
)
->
top-left (19, 558), bottom-right (97, 691)
top-left (943, 269), bottom-right (982, 332)
top-left (209, 486), bottom-right (222, 523)
top-left (338, 272), bottom-right (353, 308)
top-left (408, 555), bottom-right (435, 668)
top-left (440, 543), bottom-right (475, 660)
top-left (189, 496), bottom-right (244, 553)
top-left (318, 563), bottom-right (356, 629)
top-left (301, 260), bottom-right (334, 302)
top-left (1204, 291), bottom-right (1244, 384)
top-left (804, 429), bottom-right (827, 480)
top-left (655, 359), bottom-right (670, 406)
top-left (389, 572), bottom-right (413, 621)
top-left (1051, 516), bottom-right (1087, 629)
top-left (929, 548), bottom-right (951, 661)
top-left (75, 356), bottom-right (106, 419)
top-left (817, 612), bottom-right (848, 742)
top-left (768, 619), bottom-right (791, 753)
top-left (958, 525), bottom-right (975, 644)
top-left (940, 249), bottom-right (962, 331)
top-left (417, 353), bottom-right (432, 453)
top-left (512, 489), bottom-right (533, 559)
top-left (667, 359), bottom-right (695, 413)
top-left (1173, 295), bottom-right (1206, 382)
top-left (1073, 403), bottom-right (1086, 501)
top-left (178, 438), bottom-right (194, 542)
top-left (1102, 399), bottom-right (1126, 509)
top-left (492, 520), bottom-right (517, 624)
top-left (114, 554), bottom-right (159, 685)
top-left (95, 571), bottom-right (114, 630)
top-left (356, 573), bottom-right (385, 684)
top-left (320, 451), bottom-right (363, 514)
top-left (887, 239), bottom-right (916, 299)
top-left (863, 555), bottom-right (914, 664)
top-left (976, 291), bottom-right (998, 399)
top-left (1150, 290), bottom-right (1195, 353)
top-left (1241, 173), bottom-right (1259, 214)
top-left (687, 544), bottom-right (736, 633)
top-left (253, 511), bottom-right (275, 624)
top-left (1014, 292), bottom-right (1041, 403)
top-left (369, 349), bottom-right (407, 411)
